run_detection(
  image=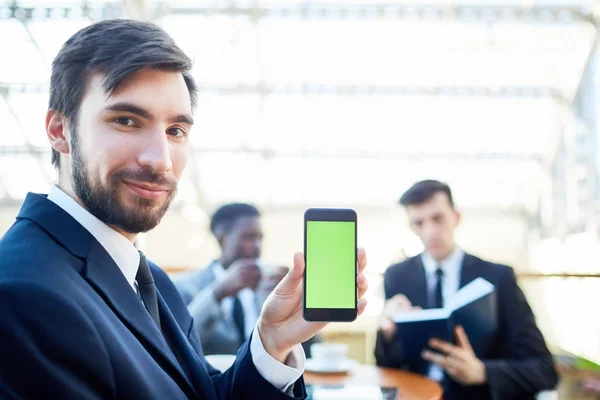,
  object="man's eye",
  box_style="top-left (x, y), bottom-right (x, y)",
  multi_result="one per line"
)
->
top-left (114, 117), bottom-right (137, 127)
top-left (168, 127), bottom-right (186, 138)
